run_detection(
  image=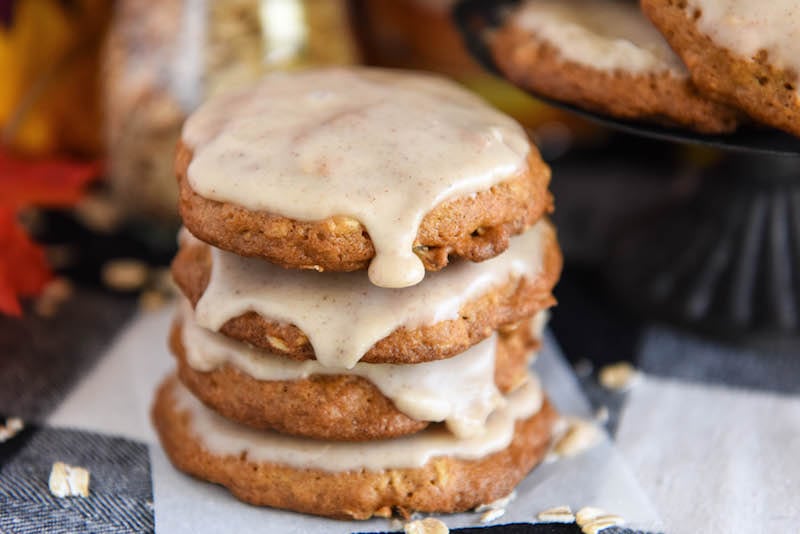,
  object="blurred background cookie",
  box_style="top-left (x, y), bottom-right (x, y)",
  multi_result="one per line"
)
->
top-left (642, 0), bottom-right (800, 137)
top-left (491, 0), bottom-right (740, 133)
